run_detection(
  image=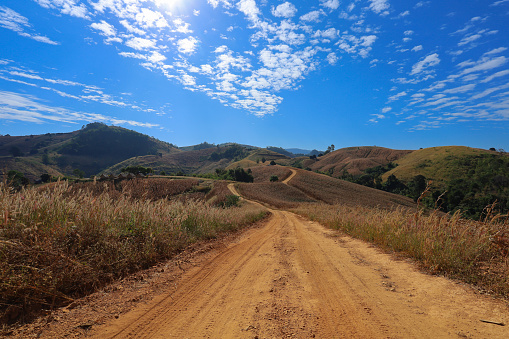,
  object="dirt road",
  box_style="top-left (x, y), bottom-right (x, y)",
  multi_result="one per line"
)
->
top-left (92, 200), bottom-right (509, 338)
top-left (283, 169), bottom-right (297, 184)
